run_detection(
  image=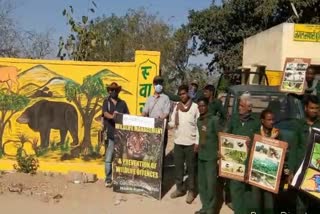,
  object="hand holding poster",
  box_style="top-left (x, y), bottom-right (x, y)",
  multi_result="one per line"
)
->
top-left (292, 128), bottom-right (320, 200)
top-left (112, 114), bottom-right (166, 200)
top-left (218, 132), bottom-right (250, 182)
top-left (280, 57), bottom-right (311, 94)
top-left (247, 134), bottom-right (288, 193)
